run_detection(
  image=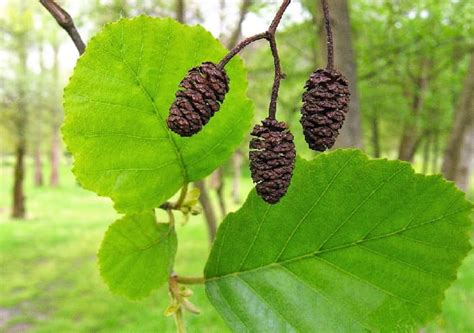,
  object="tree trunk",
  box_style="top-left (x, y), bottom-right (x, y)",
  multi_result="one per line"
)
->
top-left (195, 180), bottom-right (218, 244)
top-left (50, 128), bottom-right (60, 187)
top-left (12, 142), bottom-right (26, 219)
top-left (431, 129), bottom-right (440, 173)
top-left (50, 44), bottom-right (61, 187)
top-left (221, 0), bottom-right (253, 210)
top-left (455, 128), bottom-right (474, 192)
top-left (210, 168), bottom-right (227, 217)
top-left (370, 114), bottom-right (380, 157)
top-left (34, 145), bottom-right (44, 187)
top-left (175, 0), bottom-right (185, 23)
top-left (12, 3), bottom-right (28, 219)
top-left (34, 44), bottom-right (45, 188)
top-left (398, 57), bottom-right (433, 162)
top-left (231, 149), bottom-right (243, 204)
top-left (318, 0), bottom-right (363, 149)
top-left (442, 53), bottom-right (474, 191)
top-left (422, 132), bottom-right (431, 174)
top-left (226, 0), bottom-right (252, 48)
